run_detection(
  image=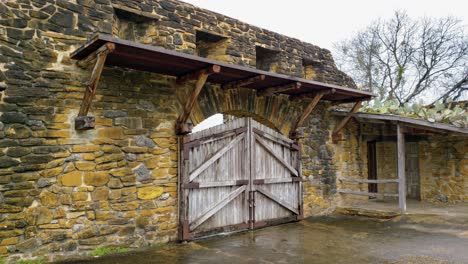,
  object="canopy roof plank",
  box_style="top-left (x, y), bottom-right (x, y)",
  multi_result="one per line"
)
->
top-left (71, 34), bottom-right (374, 102)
